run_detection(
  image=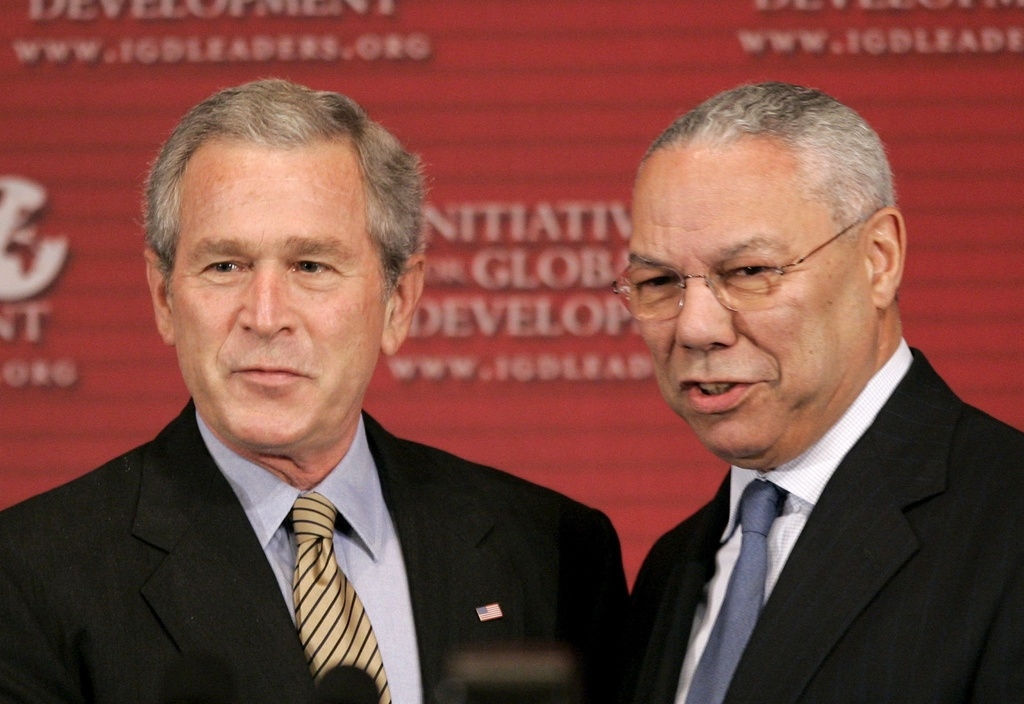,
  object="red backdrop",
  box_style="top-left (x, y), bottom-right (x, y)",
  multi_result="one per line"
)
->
top-left (2, 0), bottom-right (1023, 582)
